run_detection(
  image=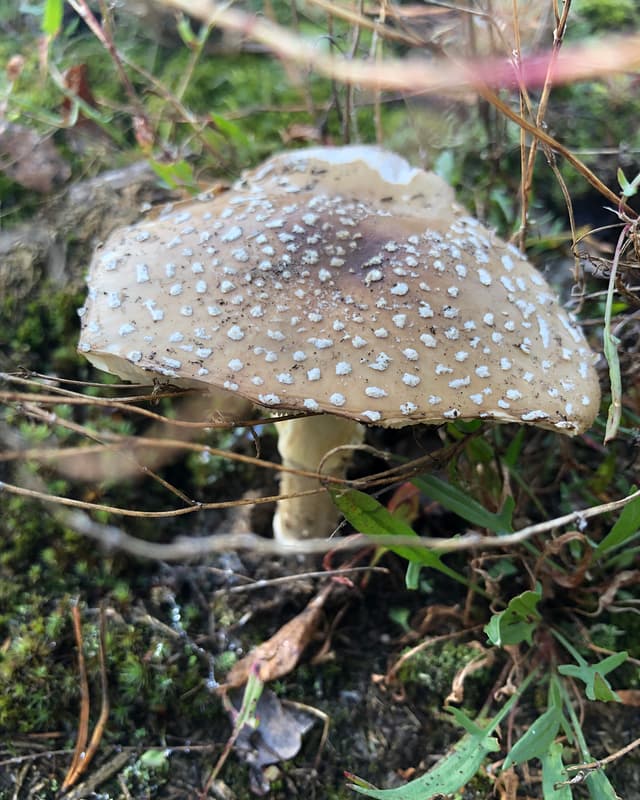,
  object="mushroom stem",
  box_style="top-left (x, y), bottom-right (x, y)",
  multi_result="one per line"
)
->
top-left (273, 415), bottom-right (364, 542)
